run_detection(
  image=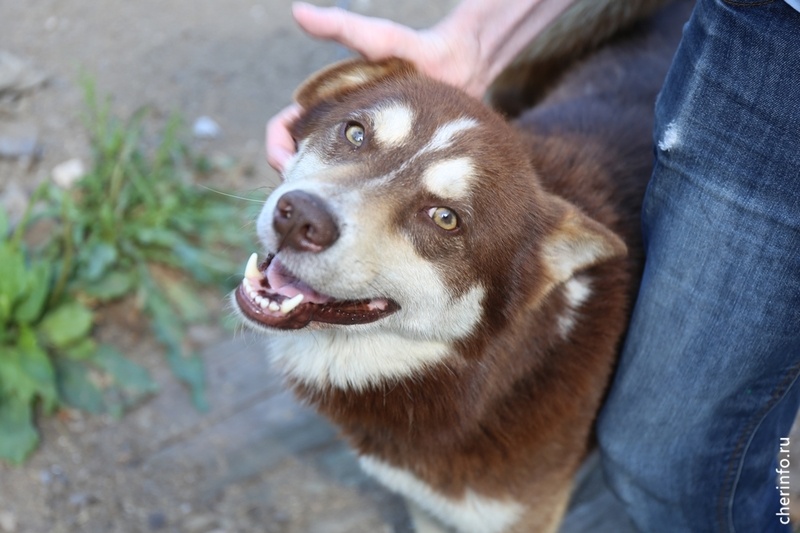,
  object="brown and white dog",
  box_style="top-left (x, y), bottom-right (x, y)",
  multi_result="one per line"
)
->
top-left (234, 2), bottom-right (690, 531)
